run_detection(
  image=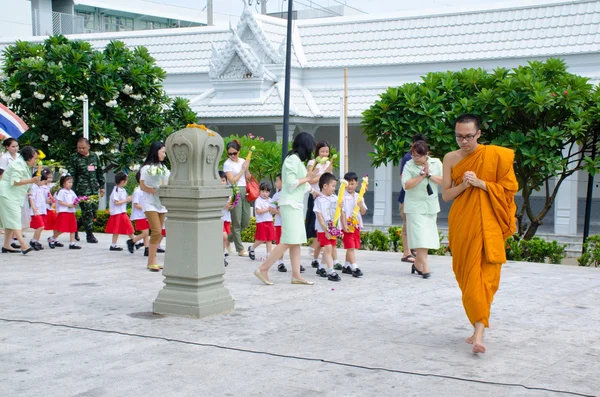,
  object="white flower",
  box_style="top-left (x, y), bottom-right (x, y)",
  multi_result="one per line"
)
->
top-left (41, 134), bottom-right (49, 142)
top-left (42, 102), bottom-right (51, 108)
top-left (130, 164), bottom-right (140, 171)
top-left (62, 120), bottom-right (71, 127)
top-left (105, 100), bottom-right (118, 108)
top-left (71, 131), bottom-right (76, 135)
top-left (130, 94), bottom-right (142, 100)
top-left (94, 151), bottom-right (103, 157)
top-left (0, 91), bottom-right (9, 102)
top-left (76, 94), bottom-right (88, 101)
top-left (59, 168), bottom-right (67, 175)
top-left (122, 84), bottom-right (133, 95)
top-left (33, 91), bottom-right (45, 100)
top-left (29, 82), bottom-right (38, 86)
top-left (59, 94), bottom-right (64, 100)
top-left (10, 90), bottom-right (21, 99)
top-left (50, 96), bottom-right (55, 101)
top-left (135, 126), bottom-right (144, 134)
top-left (58, 61), bottom-right (63, 67)
top-left (62, 110), bottom-right (74, 118)
top-left (100, 138), bottom-right (109, 145)
top-left (110, 149), bottom-right (117, 154)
